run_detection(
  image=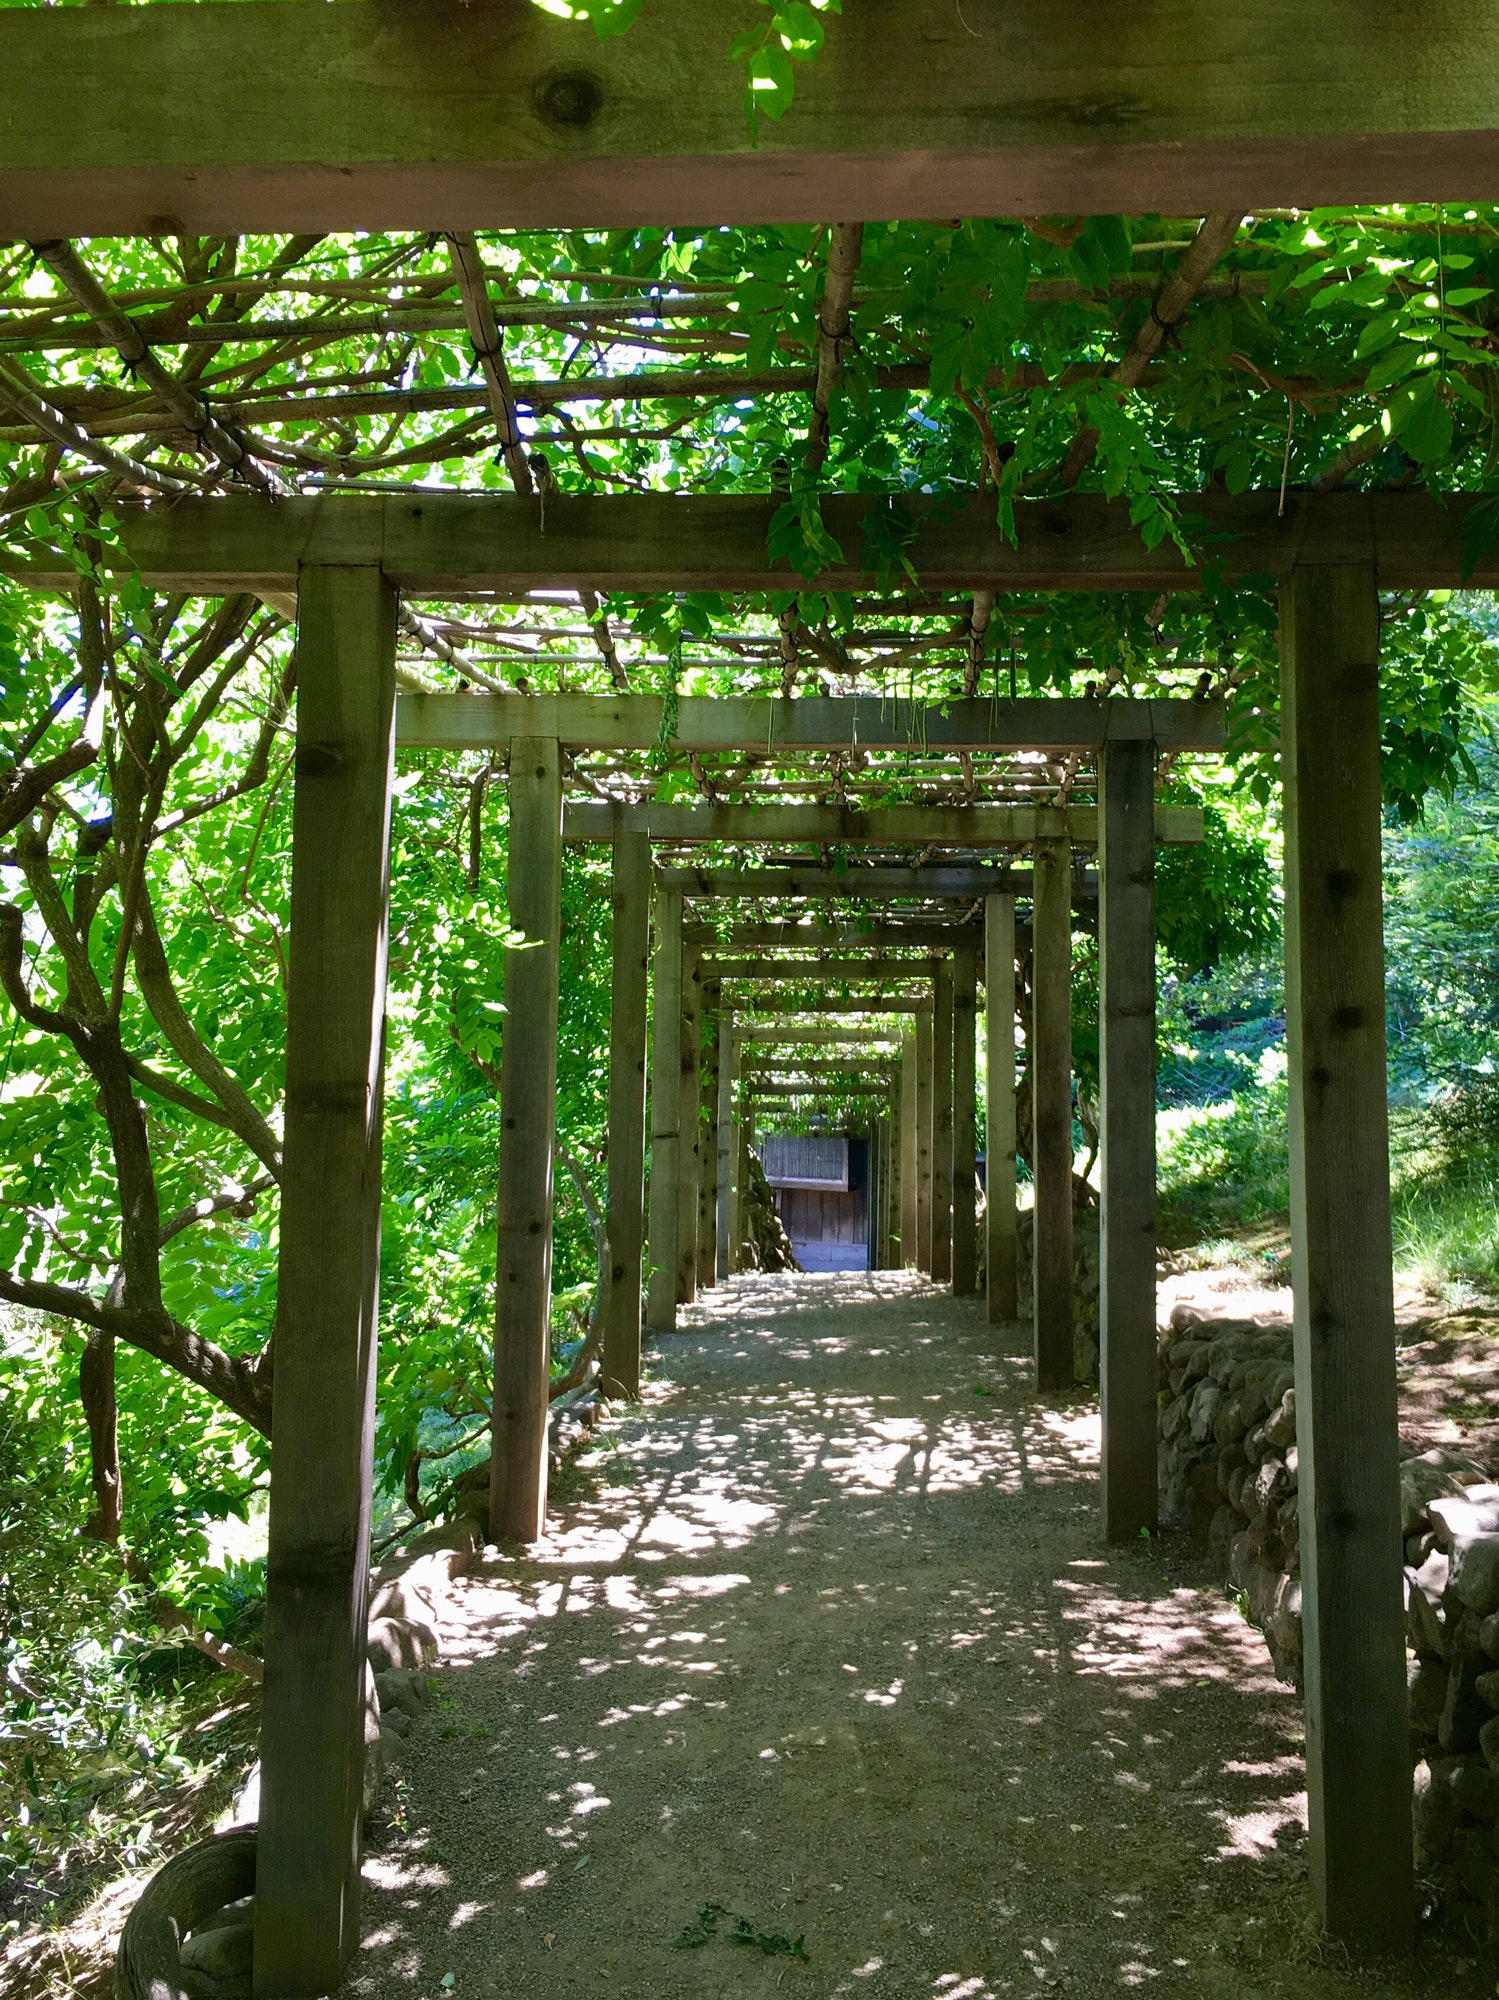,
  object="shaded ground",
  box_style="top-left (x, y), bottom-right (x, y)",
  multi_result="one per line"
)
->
top-left (351, 1272), bottom-right (1485, 2000)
